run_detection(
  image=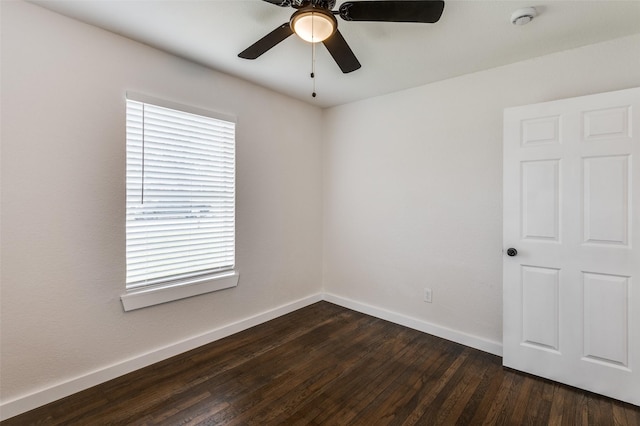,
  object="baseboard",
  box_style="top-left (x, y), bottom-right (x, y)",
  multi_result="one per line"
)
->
top-left (0, 293), bottom-right (323, 421)
top-left (322, 293), bottom-right (503, 357)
